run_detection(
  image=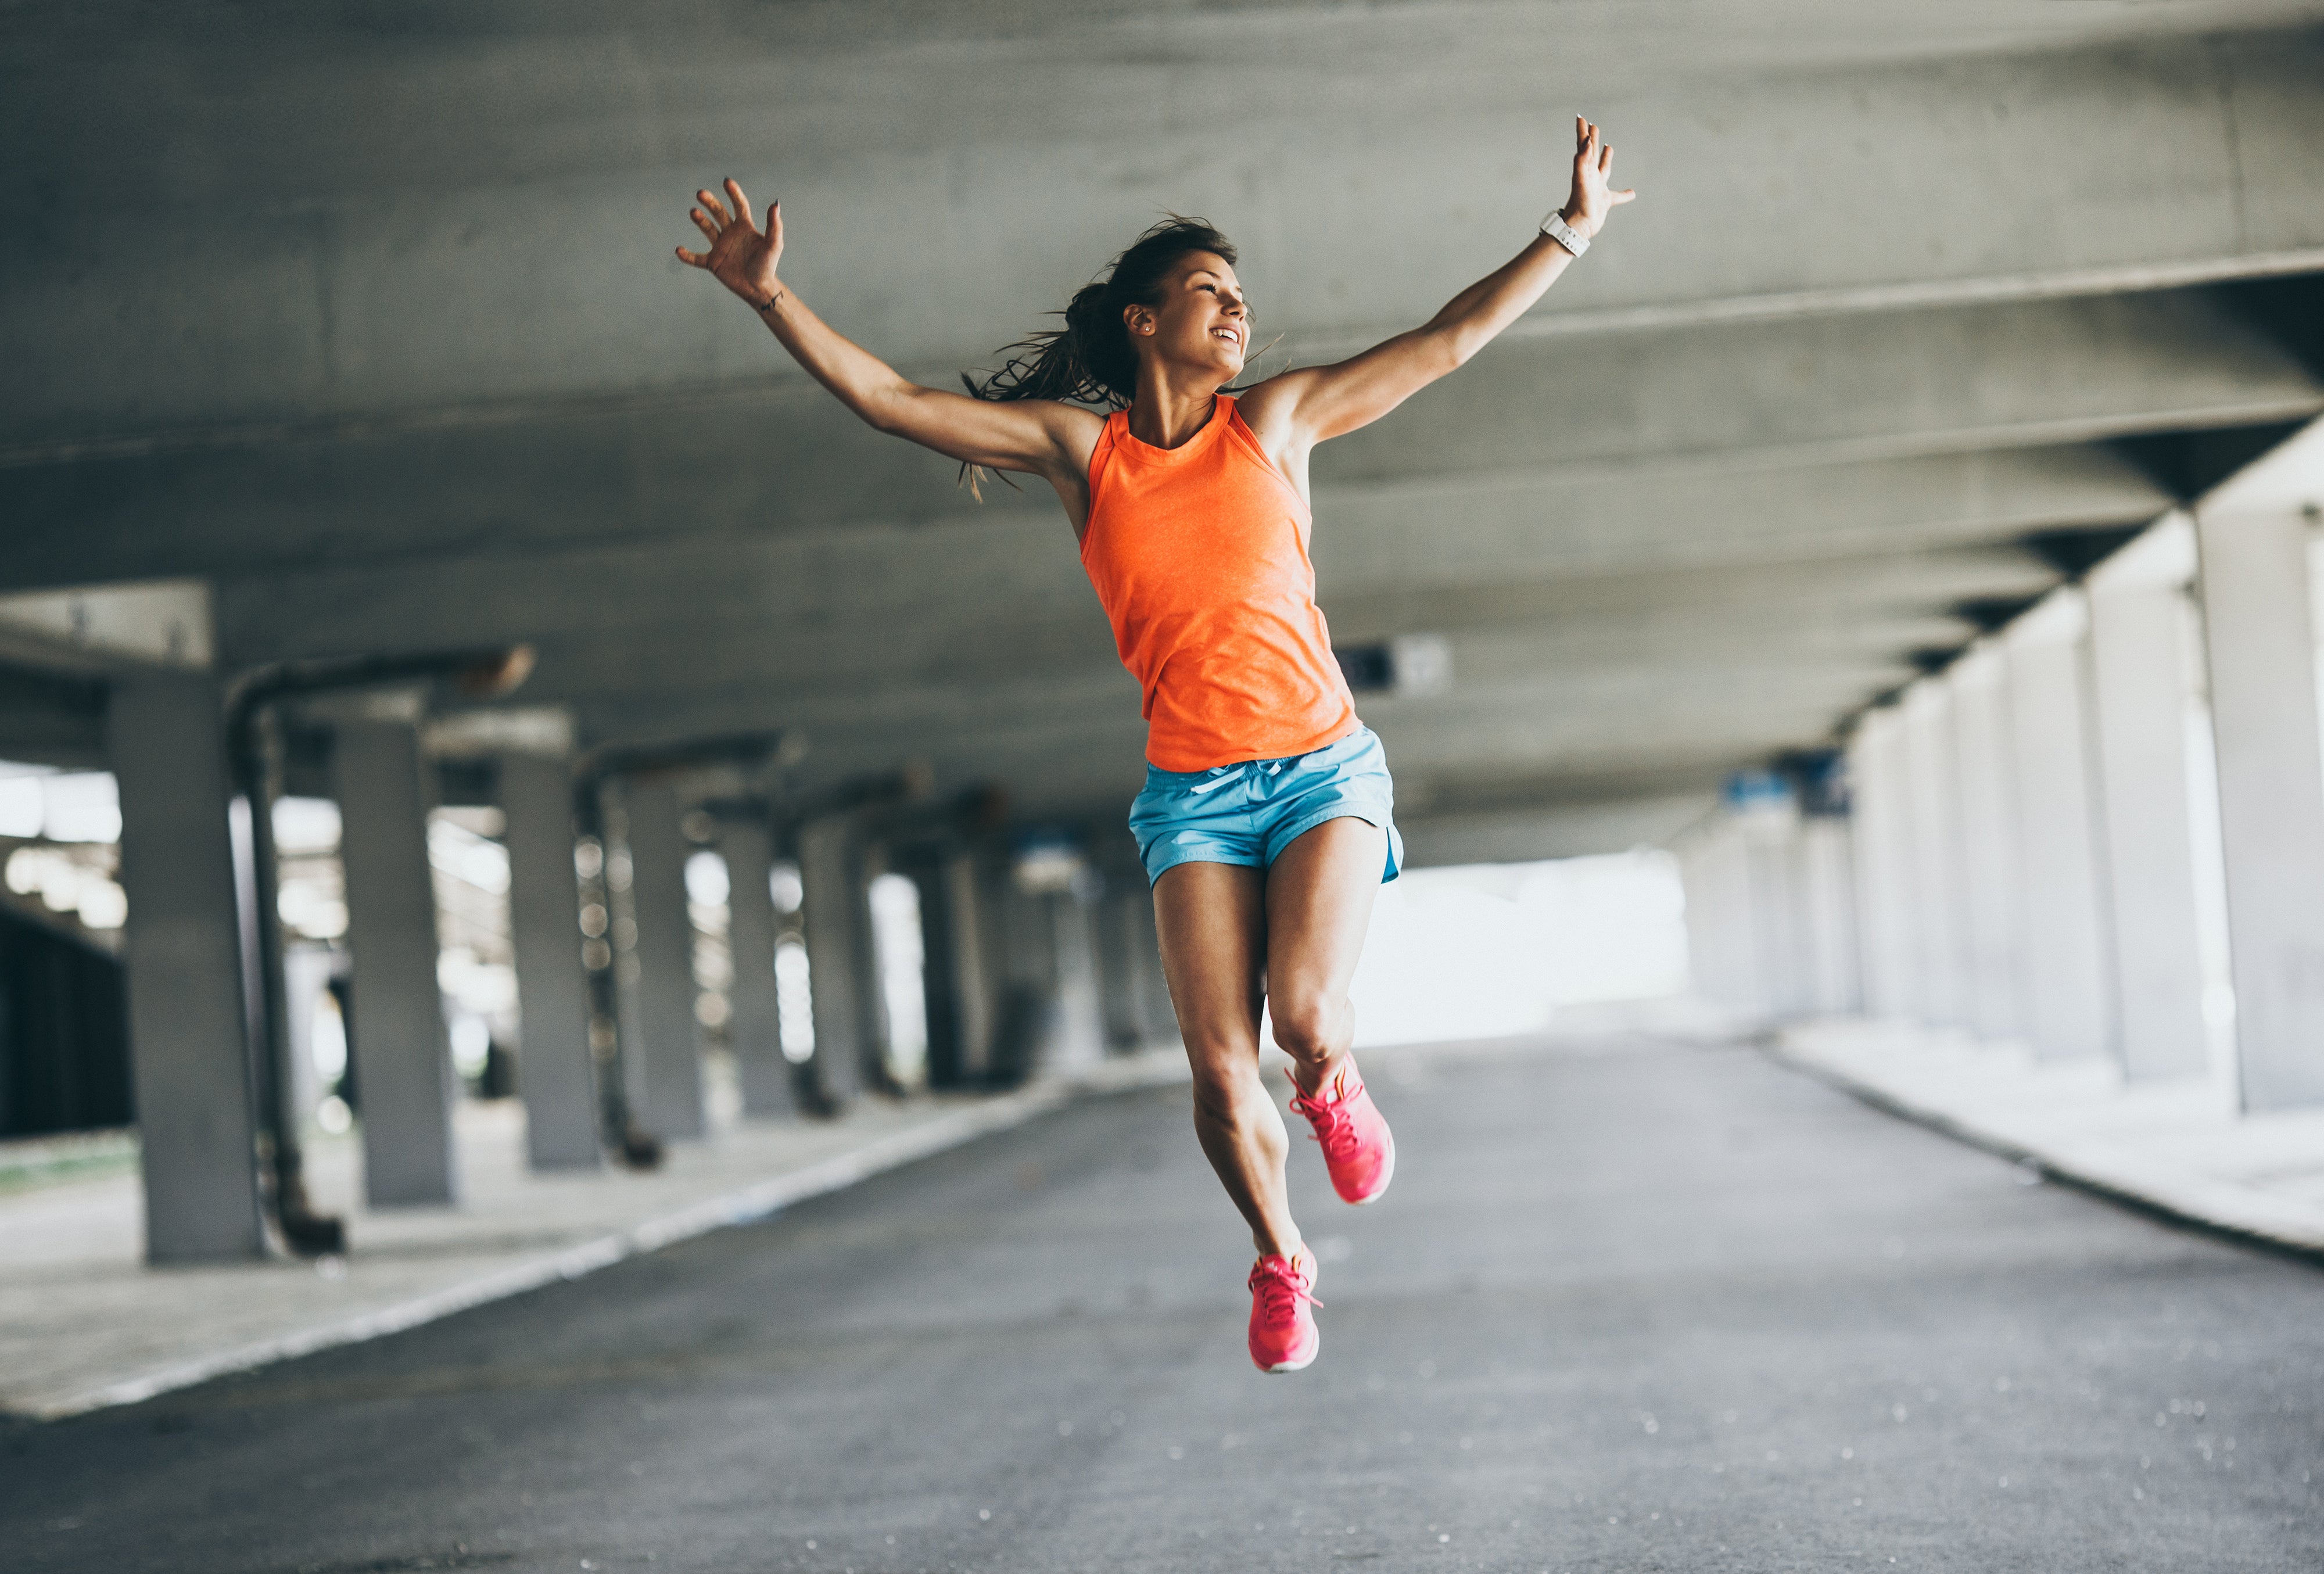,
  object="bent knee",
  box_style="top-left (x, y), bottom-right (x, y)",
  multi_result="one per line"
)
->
top-left (1185, 1049), bottom-right (1265, 1119)
top-left (1268, 994), bottom-right (1343, 1064)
